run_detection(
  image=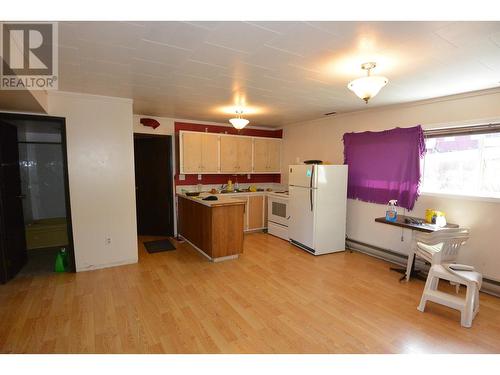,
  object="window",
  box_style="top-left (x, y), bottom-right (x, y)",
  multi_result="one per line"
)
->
top-left (421, 130), bottom-right (500, 198)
